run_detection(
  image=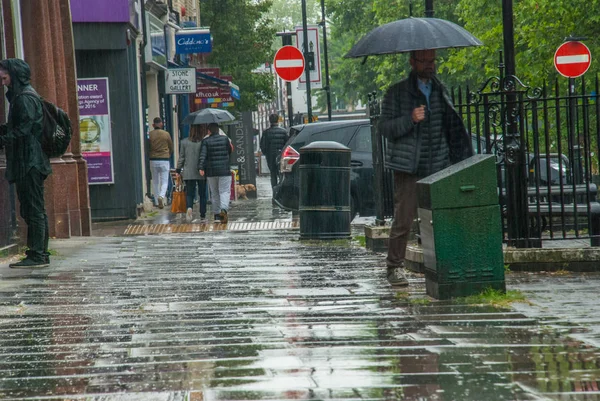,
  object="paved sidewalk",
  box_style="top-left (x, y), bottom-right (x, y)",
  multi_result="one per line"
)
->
top-left (0, 177), bottom-right (599, 400)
